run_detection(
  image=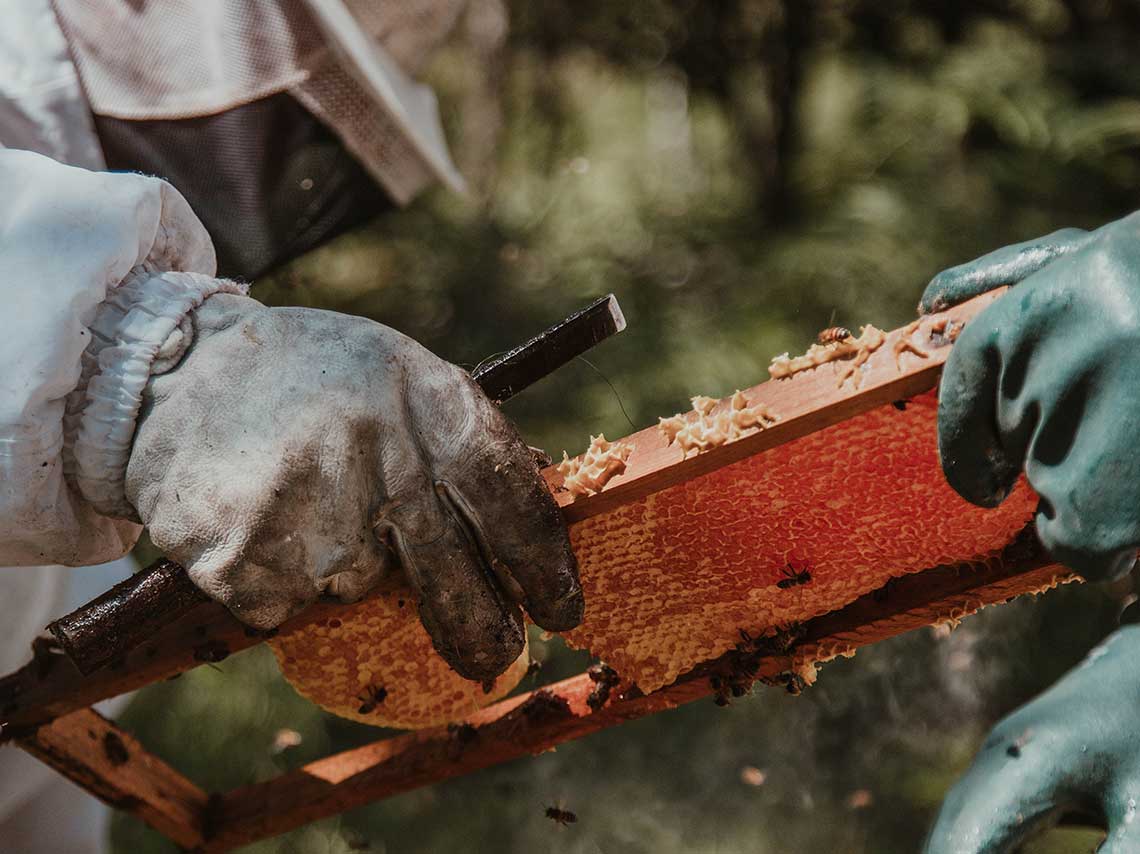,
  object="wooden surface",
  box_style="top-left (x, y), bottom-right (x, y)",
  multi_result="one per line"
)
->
top-left (10, 532), bottom-right (1069, 852)
top-left (18, 708), bottom-right (210, 850)
top-left (48, 559), bottom-right (210, 676)
top-left (203, 528), bottom-right (1071, 851)
top-left (546, 295), bottom-right (1000, 523)
top-left (2, 596), bottom-right (313, 738)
